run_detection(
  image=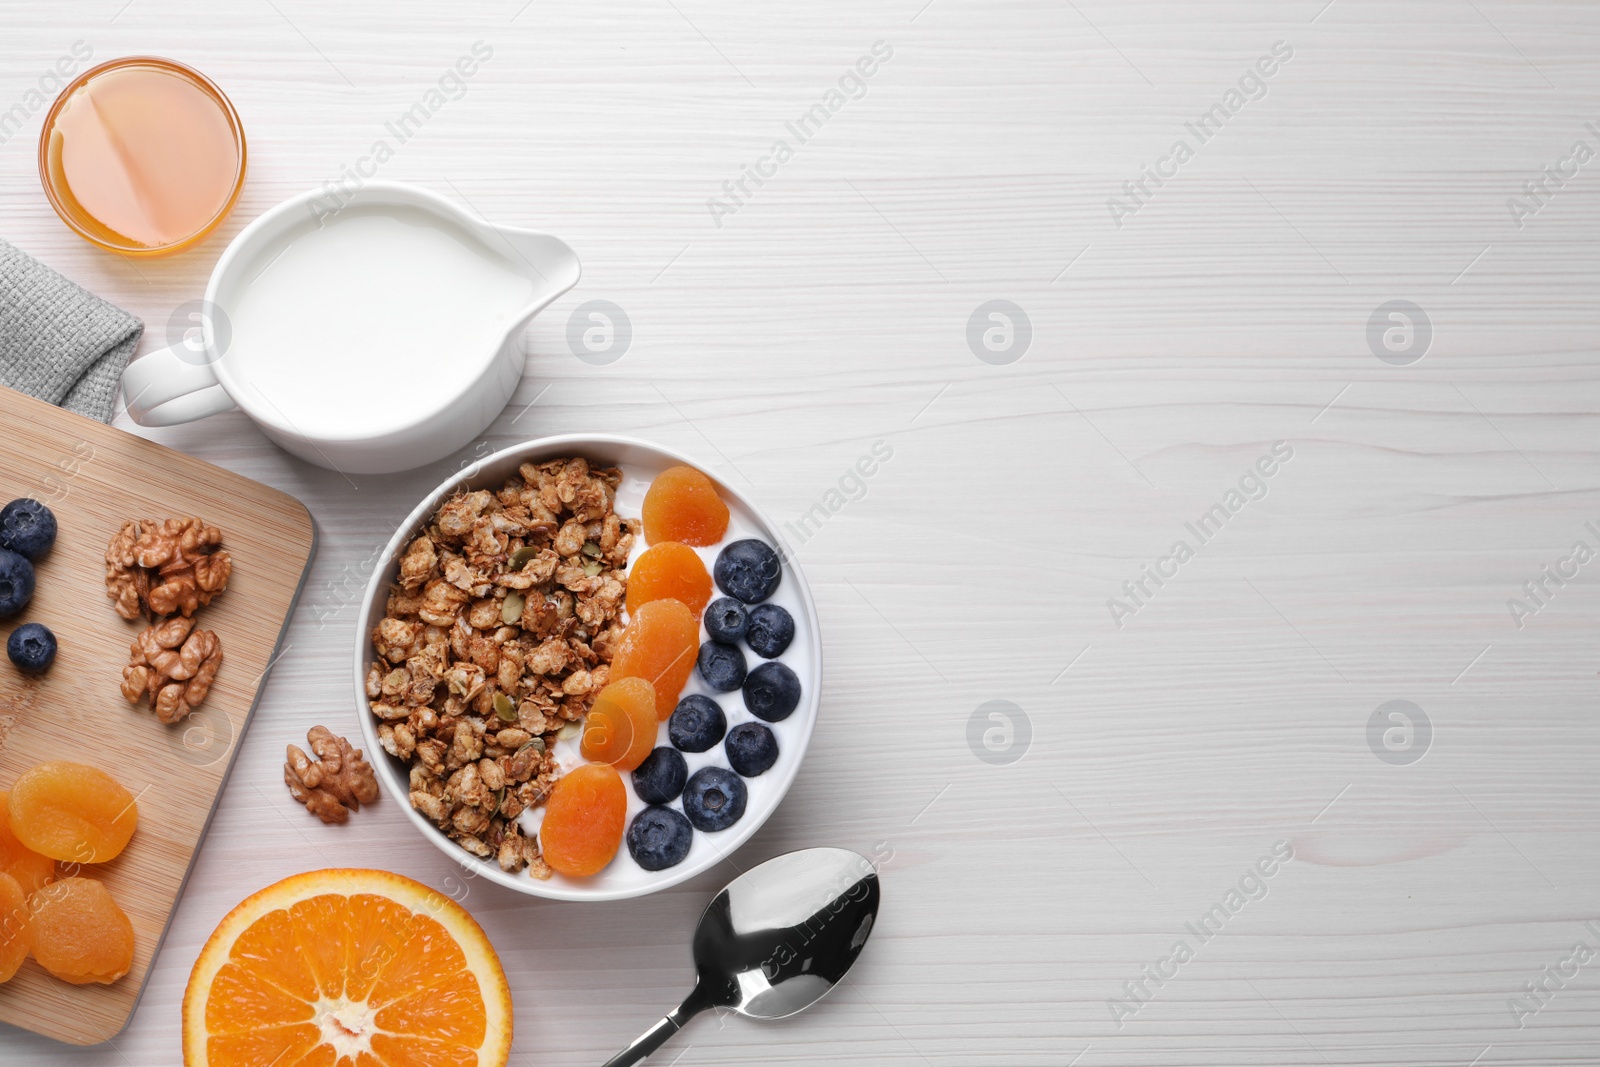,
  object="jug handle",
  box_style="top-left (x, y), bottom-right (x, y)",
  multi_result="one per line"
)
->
top-left (121, 342), bottom-right (238, 426)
